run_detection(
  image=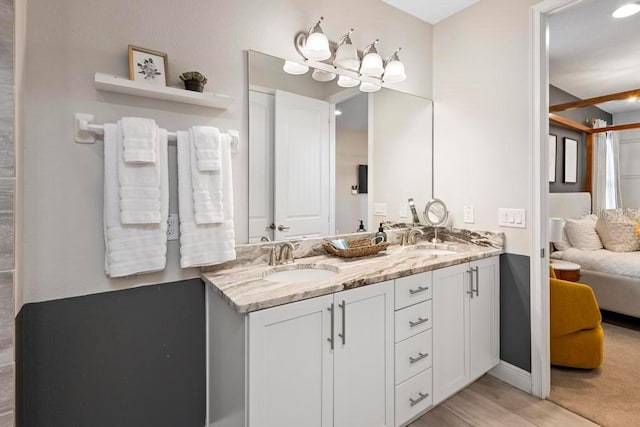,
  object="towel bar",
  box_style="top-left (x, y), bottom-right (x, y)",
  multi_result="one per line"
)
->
top-left (74, 113), bottom-right (239, 153)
